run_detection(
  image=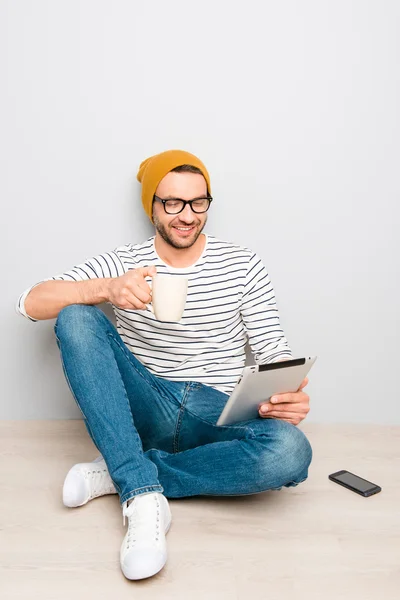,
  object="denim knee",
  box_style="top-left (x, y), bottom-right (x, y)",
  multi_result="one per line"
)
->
top-left (258, 421), bottom-right (313, 487)
top-left (54, 304), bottom-right (107, 343)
